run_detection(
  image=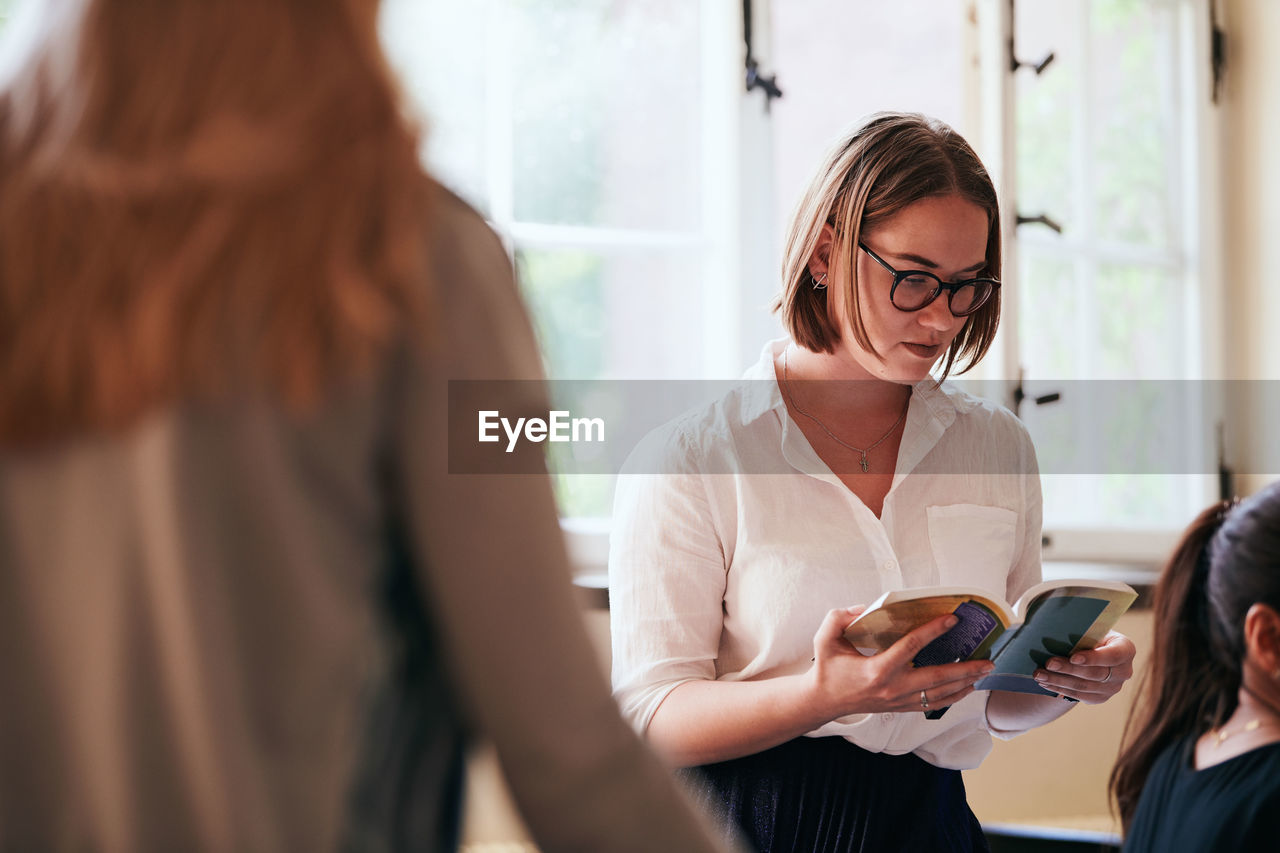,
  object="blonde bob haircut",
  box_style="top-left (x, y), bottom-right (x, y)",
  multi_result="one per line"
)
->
top-left (774, 112), bottom-right (1002, 378)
